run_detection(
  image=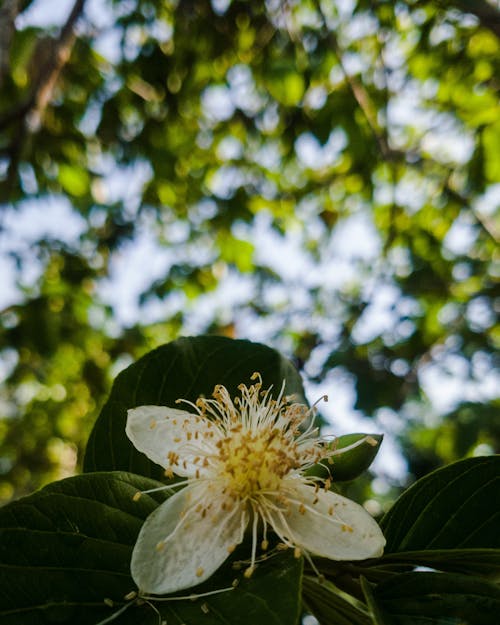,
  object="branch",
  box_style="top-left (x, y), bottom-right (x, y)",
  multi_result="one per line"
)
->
top-left (0, 0), bottom-right (22, 88)
top-left (312, 0), bottom-right (405, 162)
top-left (27, 0), bottom-right (87, 131)
top-left (443, 182), bottom-right (499, 242)
top-left (0, 0), bottom-right (86, 195)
